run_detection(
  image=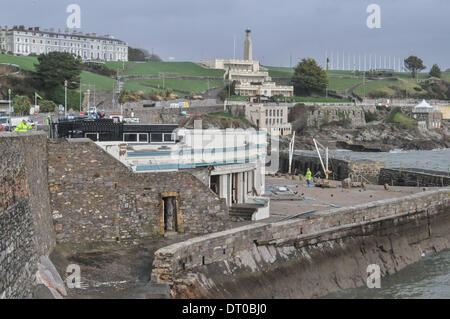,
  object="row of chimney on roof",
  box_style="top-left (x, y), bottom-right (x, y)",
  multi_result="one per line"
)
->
top-left (1, 25), bottom-right (112, 38)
